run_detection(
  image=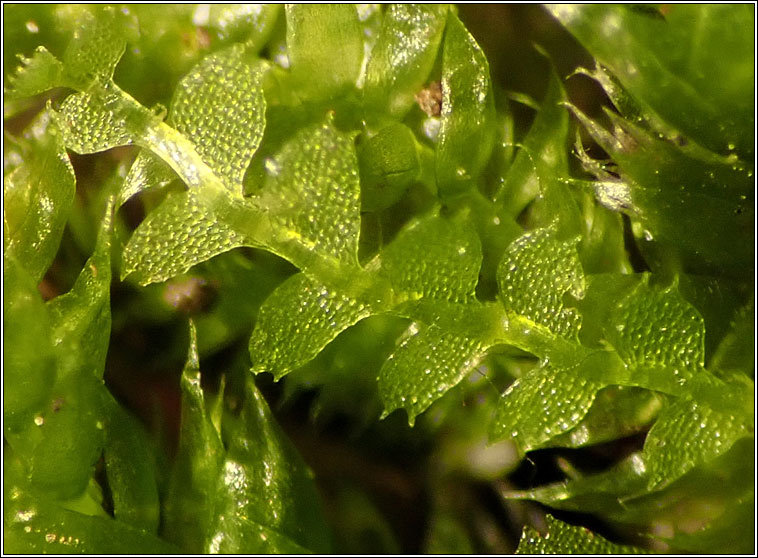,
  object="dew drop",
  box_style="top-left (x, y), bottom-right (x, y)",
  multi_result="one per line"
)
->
top-left (422, 117), bottom-right (441, 141)
top-left (264, 157), bottom-right (281, 176)
top-left (34, 415), bottom-right (44, 426)
top-left (25, 20), bottom-right (39, 33)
